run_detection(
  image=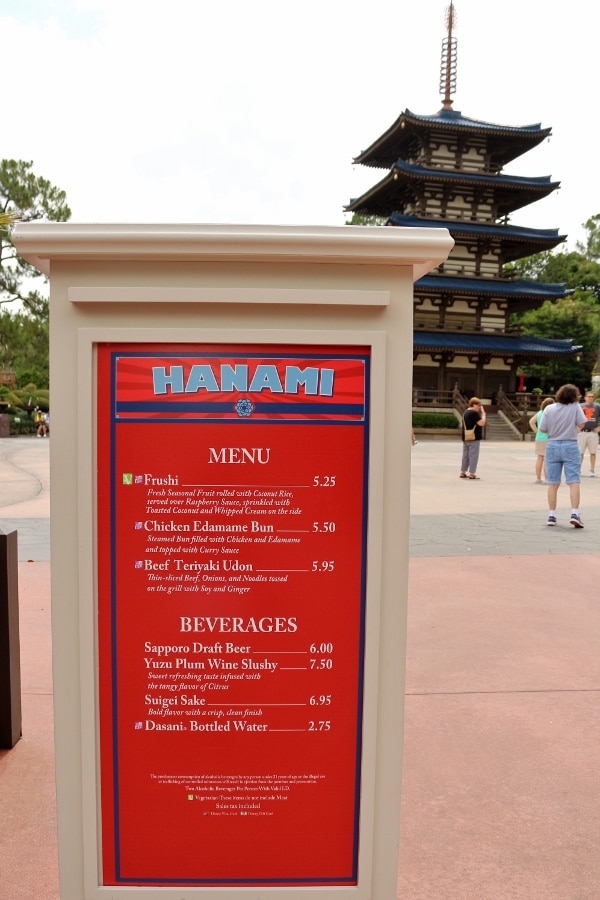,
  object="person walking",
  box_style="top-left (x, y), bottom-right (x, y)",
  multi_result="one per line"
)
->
top-left (529, 397), bottom-right (554, 483)
top-left (539, 384), bottom-right (587, 527)
top-left (459, 397), bottom-right (486, 480)
top-left (578, 390), bottom-right (600, 477)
